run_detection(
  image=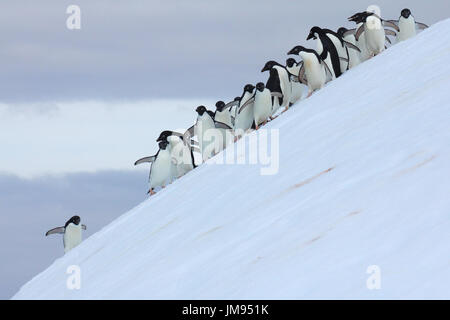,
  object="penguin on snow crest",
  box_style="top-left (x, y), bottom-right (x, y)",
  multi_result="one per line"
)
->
top-left (46, 215), bottom-right (87, 253)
